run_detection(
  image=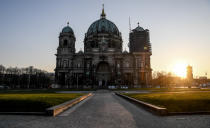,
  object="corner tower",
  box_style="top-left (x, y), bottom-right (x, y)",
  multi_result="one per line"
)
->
top-left (55, 22), bottom-right (76, 86)
top-left (129, 23), bottom-right (152, 87)
top-left (58, 22), bottom-right (76, 54)
top-left (129, 22), bottom-right (151, 53)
